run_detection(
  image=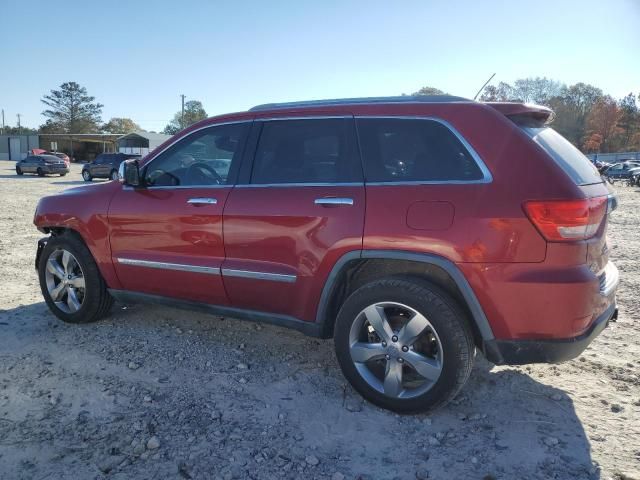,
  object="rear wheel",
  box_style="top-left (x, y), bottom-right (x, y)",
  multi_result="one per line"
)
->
top-left (334, 277), bottom-right (475, 413)
top-left (38, 233), bottom-right (114, 323)
top-left (37, 167), bottom-right (44, 177)
top-left (82, 170), bottom-right (92, 181)
top-left (60, 173), bottom-right (67, 177)
top-left (15, 166), bottom-right (23, 175)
